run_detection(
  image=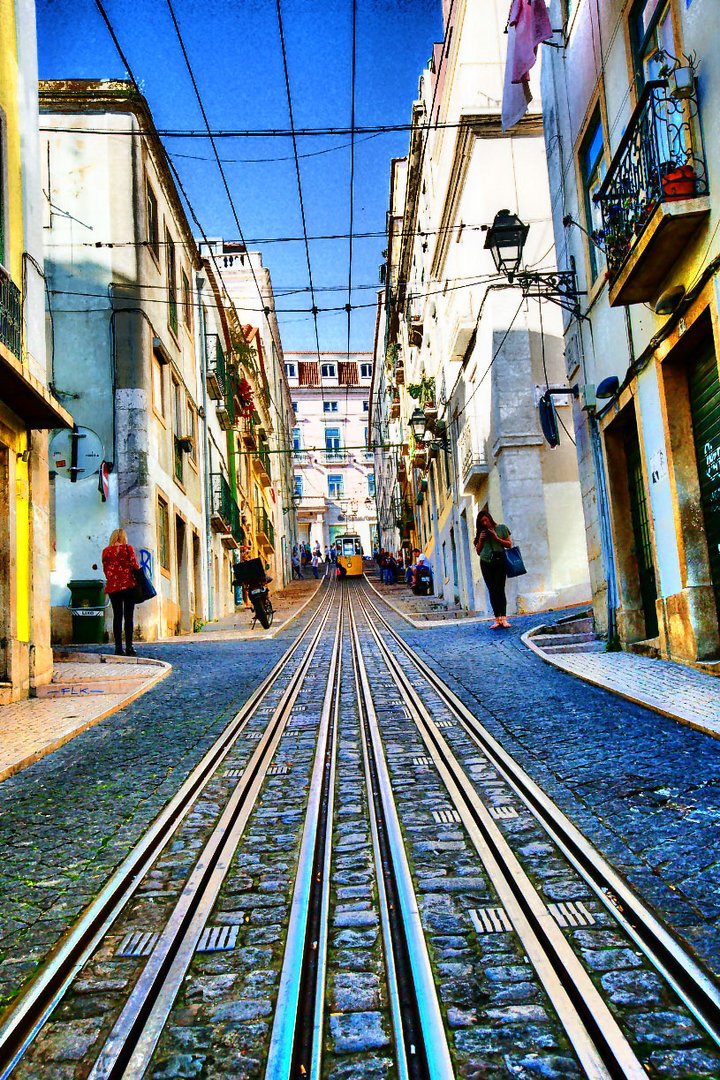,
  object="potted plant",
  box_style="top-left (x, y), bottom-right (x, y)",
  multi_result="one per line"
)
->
top-left (661, 161), bottom-right (696, 200)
